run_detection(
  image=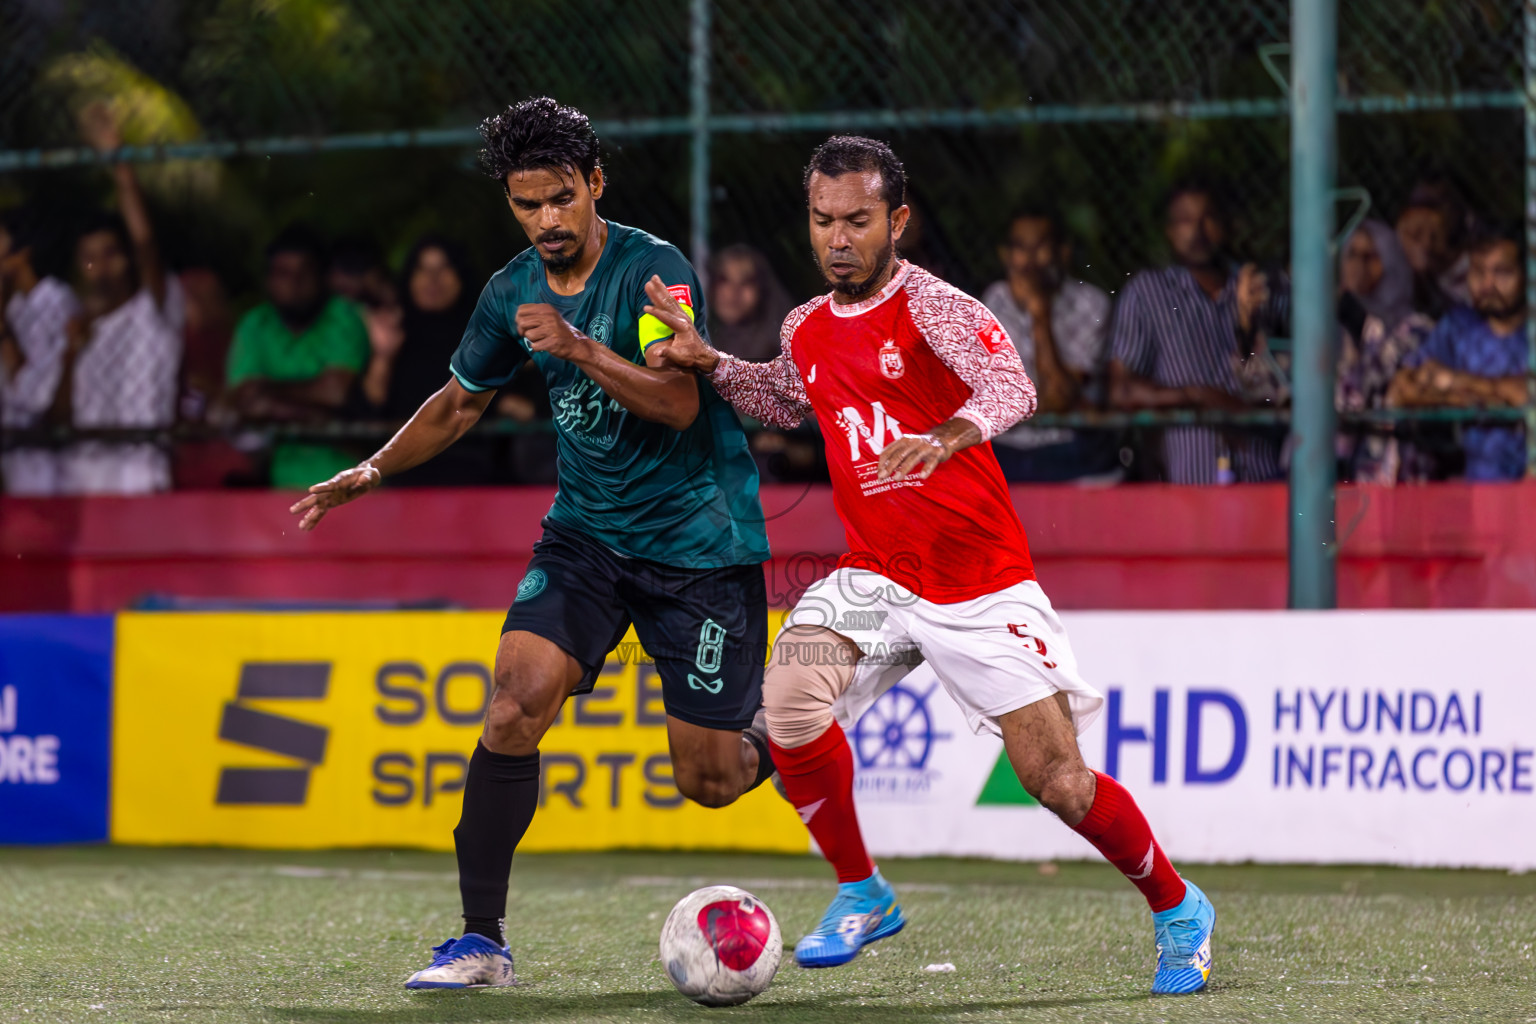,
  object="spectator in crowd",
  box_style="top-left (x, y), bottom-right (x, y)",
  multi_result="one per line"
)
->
top-left (226, 224), bottom-right (369, 490)
top-left (981, 208), bottom-right (1117, 481)
top-left (359, 234), bottom-right (497, 486)
top-left (706, 244), bottom-right (795, 363)
top-left (173, 267), bottom-right (258, 488)
top-left (1408, 173), bottom-right (1475, 305)
top-left (361, 235), bottom-right (473, 415)
top-left (704, 243), bottom-right (822, 481)
top-left (330, 235), bottom-right (401, 389)
top-left (897, 188), bottom-right (970, 293)
top-left (328, 235), bottom-right (395, 310)
top-left (1108, 182), bottom-right (1288, 484)
top-left (178, 268), bottom-right (235, 423)
top-left (1388, 224), bottom-right (1529, 481)
top-left (52, 106), bottom-right (183, 495)
top-left (1396, 200), bottom-right (1471, 319)
top-left (0, 206), bottom-right (79, 495)
top-left (1335, 220), bottom-right (1437, 484)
